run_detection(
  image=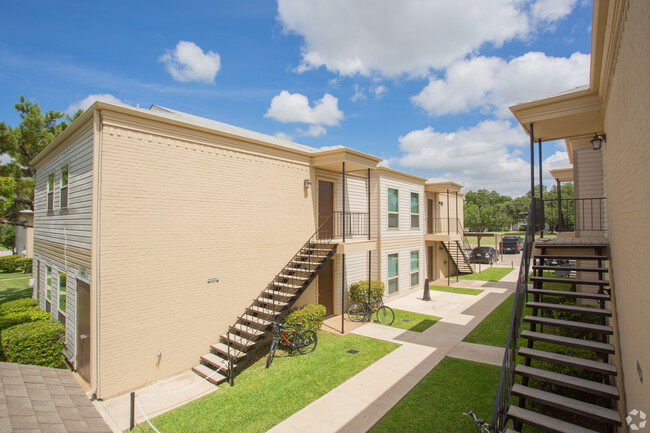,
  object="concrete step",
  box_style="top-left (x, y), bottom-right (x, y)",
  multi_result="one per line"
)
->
top-left (262, 288), bottom-right (297, 299)
top-left (211, 343), bottom-right (246, 360)
top-left (255, 297), bottom-right (289, 308)
top-left (192, 364), bottom-right (227, 385)
top-left (511, 384), bottom-right (621, 425)
top-left (200, 352), bottom-right (234, 372)
top-left (221, 333), bottom-right (256, 348)
top-left (232, 323), bottom-right (266, 339)
top-left (247, 305), bottom-right (281, 316)
top-left (277, 273), bottom-right (309, 281)
top-left (239, 314), bottom-right (271, 327)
